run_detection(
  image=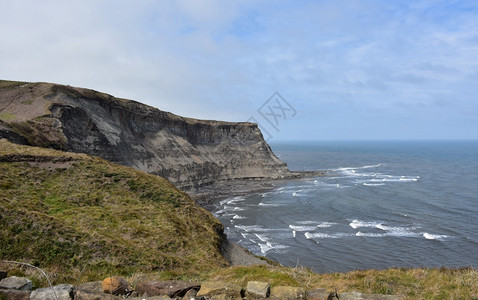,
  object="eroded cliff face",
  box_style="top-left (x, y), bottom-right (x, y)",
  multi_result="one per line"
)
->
top-left (0, 81), bottom-right (289, 188)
